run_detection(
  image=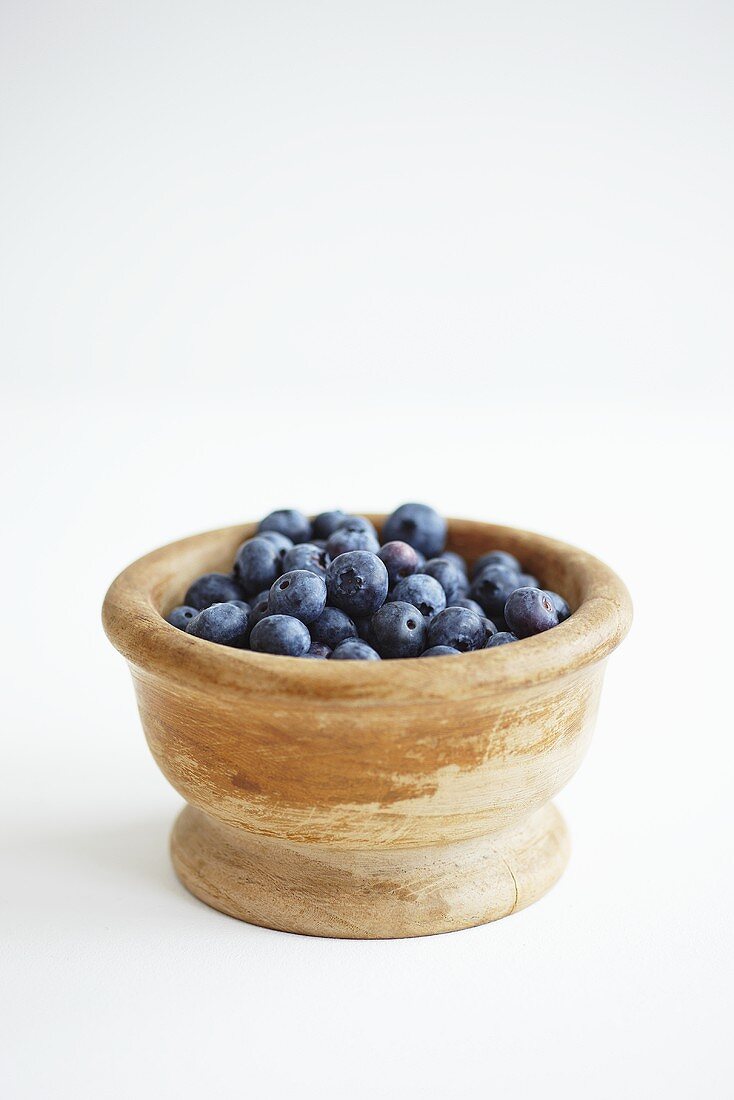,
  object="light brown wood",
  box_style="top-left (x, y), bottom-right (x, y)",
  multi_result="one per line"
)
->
top-left (103, 516), bottom-right (632, 938)
top-left (170, 802), bottom-right (570, 938)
